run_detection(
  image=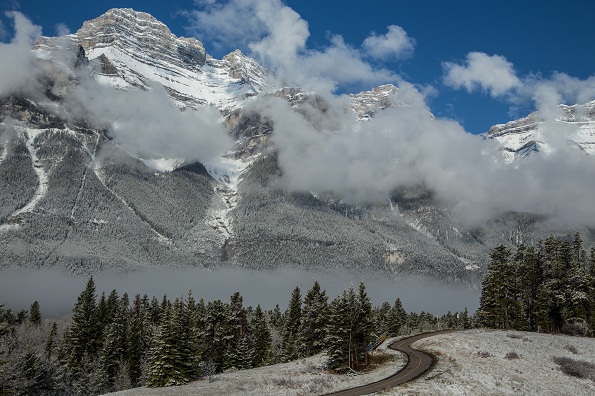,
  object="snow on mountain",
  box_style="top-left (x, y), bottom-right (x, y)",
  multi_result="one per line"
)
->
top-left (485, 100), bottom-right (595, 162)
top-left (37, 8), bottom-right (279, 112)
top-left (350, 83), bottom-right (398, 120)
